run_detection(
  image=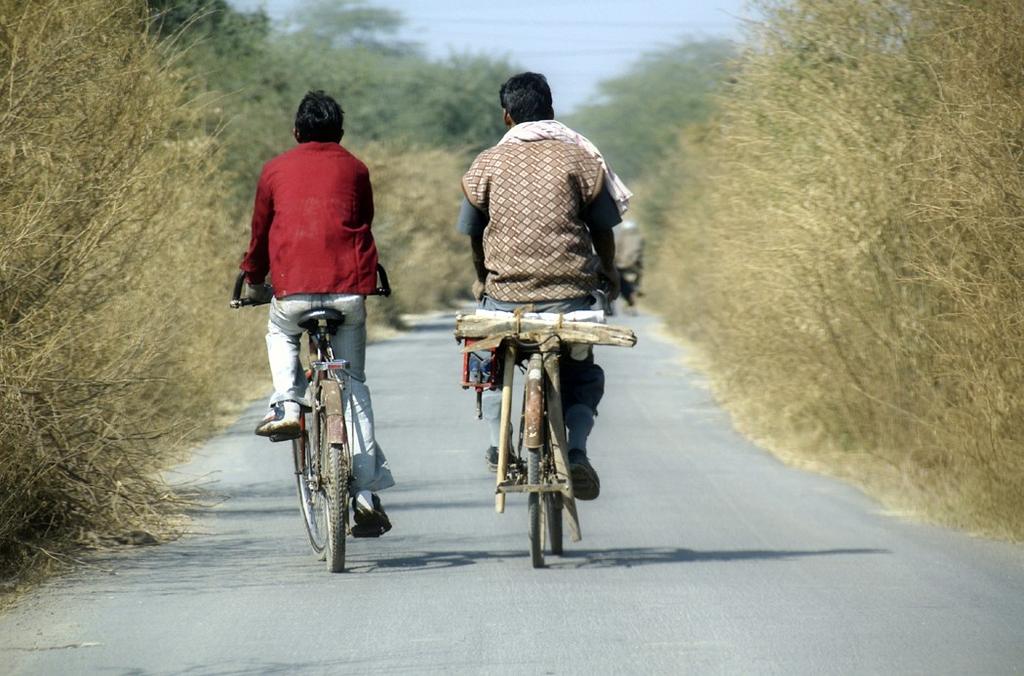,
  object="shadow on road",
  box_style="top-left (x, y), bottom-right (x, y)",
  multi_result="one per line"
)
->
top-left (109, 657), bottom-right (356, 676)
top-left (360, 545), bottom-right (888, 572)
top-left (549, 546), bottom-right (889, 569)
top-left (69, 533), bottom-right (889, 596)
